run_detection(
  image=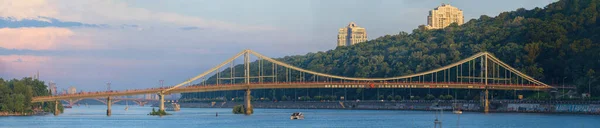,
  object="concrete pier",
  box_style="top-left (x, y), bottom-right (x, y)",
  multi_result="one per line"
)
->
top-left (245, 89), bottom-right (253, 115)
top-left (484, 89), bottom-right (489, 113)
top-left (159, 93), bottom-right (165, 112)
top-left (107, 97), bottom-right (112, 116)
top-left (54, 100), bottom-right (59, 116)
